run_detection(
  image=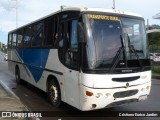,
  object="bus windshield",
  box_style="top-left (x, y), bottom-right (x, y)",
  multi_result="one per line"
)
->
top-left (83, 14), bottom-right (150, 72)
